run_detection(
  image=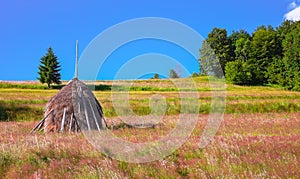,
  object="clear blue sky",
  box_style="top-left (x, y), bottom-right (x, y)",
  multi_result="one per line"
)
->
top-left (0, 0), bottom-right (297, 80)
